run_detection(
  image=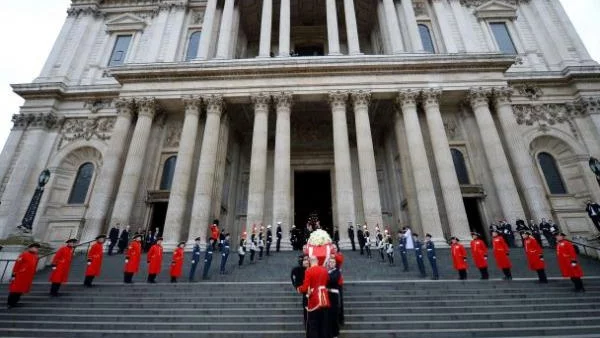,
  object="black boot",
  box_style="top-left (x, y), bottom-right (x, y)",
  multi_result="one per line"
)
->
top-left (49, 283), bottom-right (61, 296)
top-left (479, 268), bottom-right (489, 280)
top-left (7, 293), bottom-right (21, 309)
top-left (147, 274), bottom-right (157, 283)
top-left (537, 269), bottom-right (548, 283)
top-left (502, 268), bottom-right (512, 280)
top-left (83, 276), bottom-right (94, 287)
